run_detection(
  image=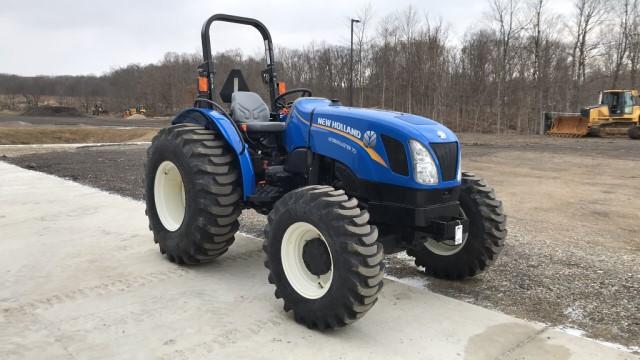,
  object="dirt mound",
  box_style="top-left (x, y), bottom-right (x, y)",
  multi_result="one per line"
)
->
top-left (0, 127), bottom-right (158, 145)
top-left (22, 106), bottom-right (86, 118)
top-left (126, 114), bottom-right (147, 120)
top-left (0, 110), bottom-right (21, 116)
